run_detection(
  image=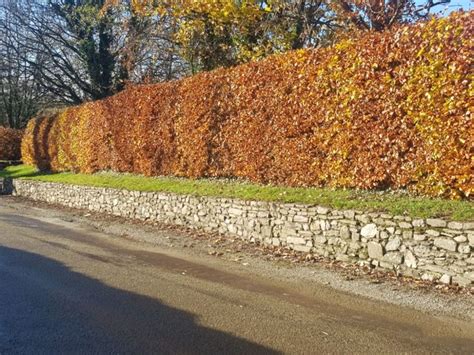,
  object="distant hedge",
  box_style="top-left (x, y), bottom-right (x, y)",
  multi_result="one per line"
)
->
top-left (0, 127), bottom-right (23, 161)
top-left (22, 12), bottom-right (473, 199)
